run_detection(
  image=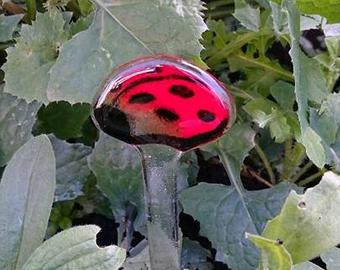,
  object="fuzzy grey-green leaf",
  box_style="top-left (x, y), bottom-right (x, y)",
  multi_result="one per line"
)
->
top-left (0, 85), bottom-right (40, 166)
top-left (320, 247), bottom-right (340, 270)
top-left (0, 14), bottom-right (23, 42)
top-left (3, 12), bottom-right (68, 103)
top-left (47, 0), bottom-right (207, 104)
top-left (0, 135), bottom-right (56, 270)
top-left (233, 0), bottom-right (260, 31)
top-left (88, 132), bottom-right (144, 230)
top-left (22, 225), bottom-right (126, 270)
top-left (50, 135), bottom-right (92, 201)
